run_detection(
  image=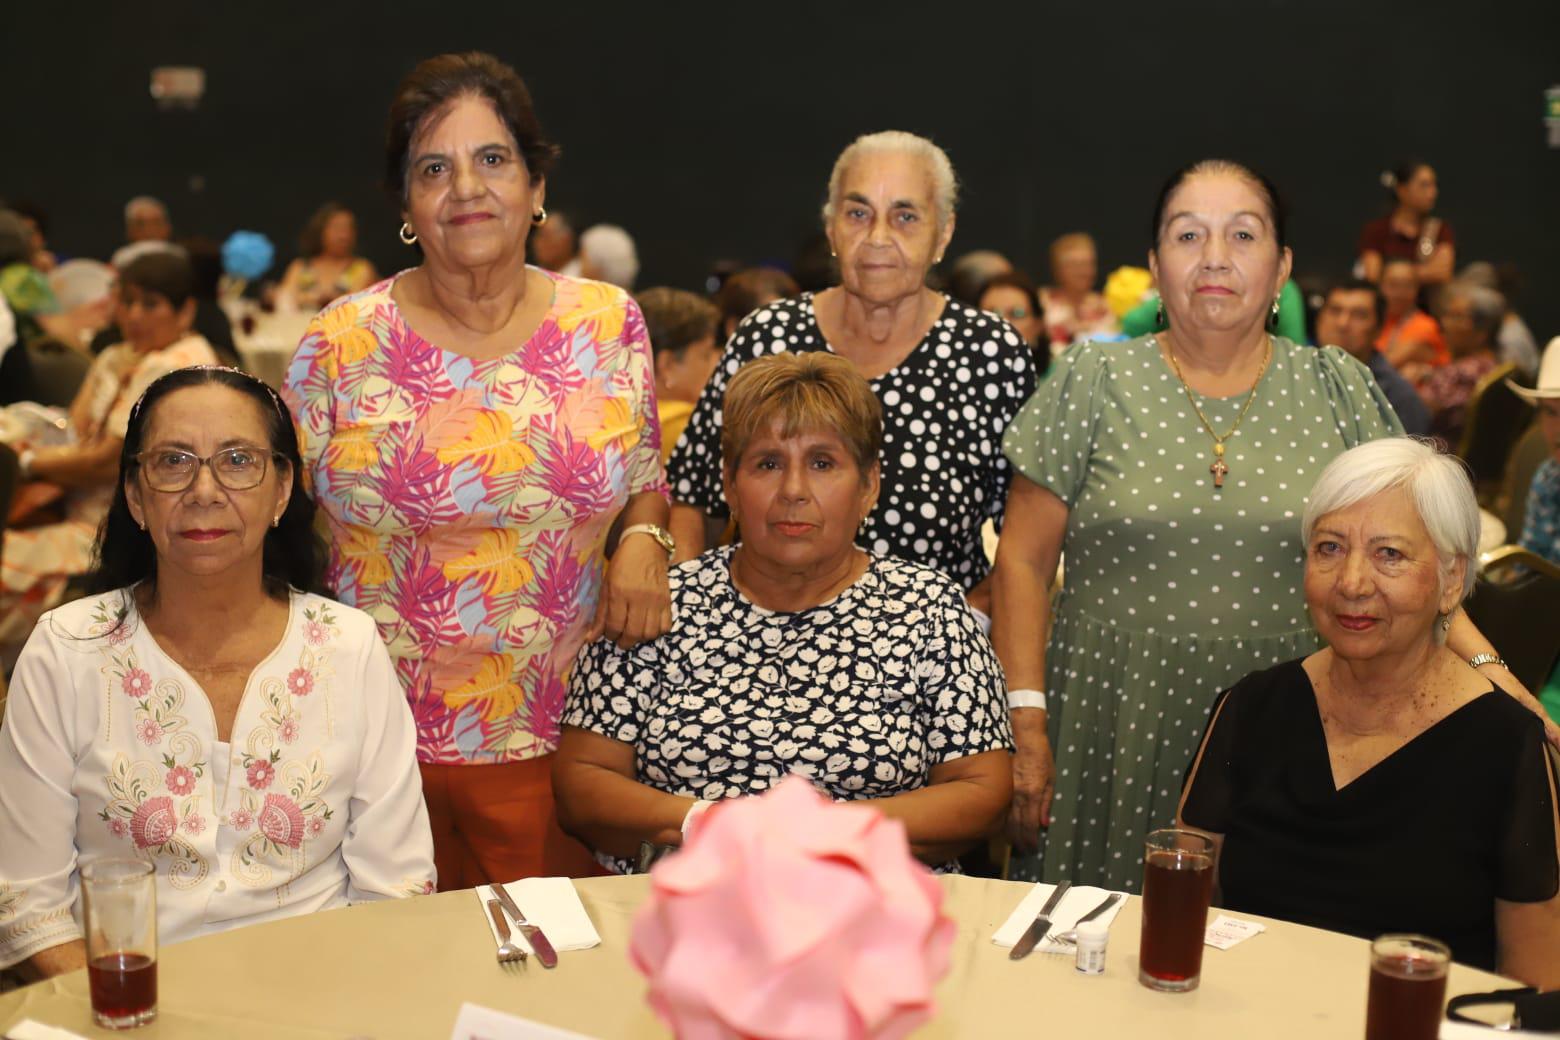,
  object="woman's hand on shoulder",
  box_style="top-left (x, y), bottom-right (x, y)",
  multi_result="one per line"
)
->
top-left (590, 533), bottom-right (672, 649)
